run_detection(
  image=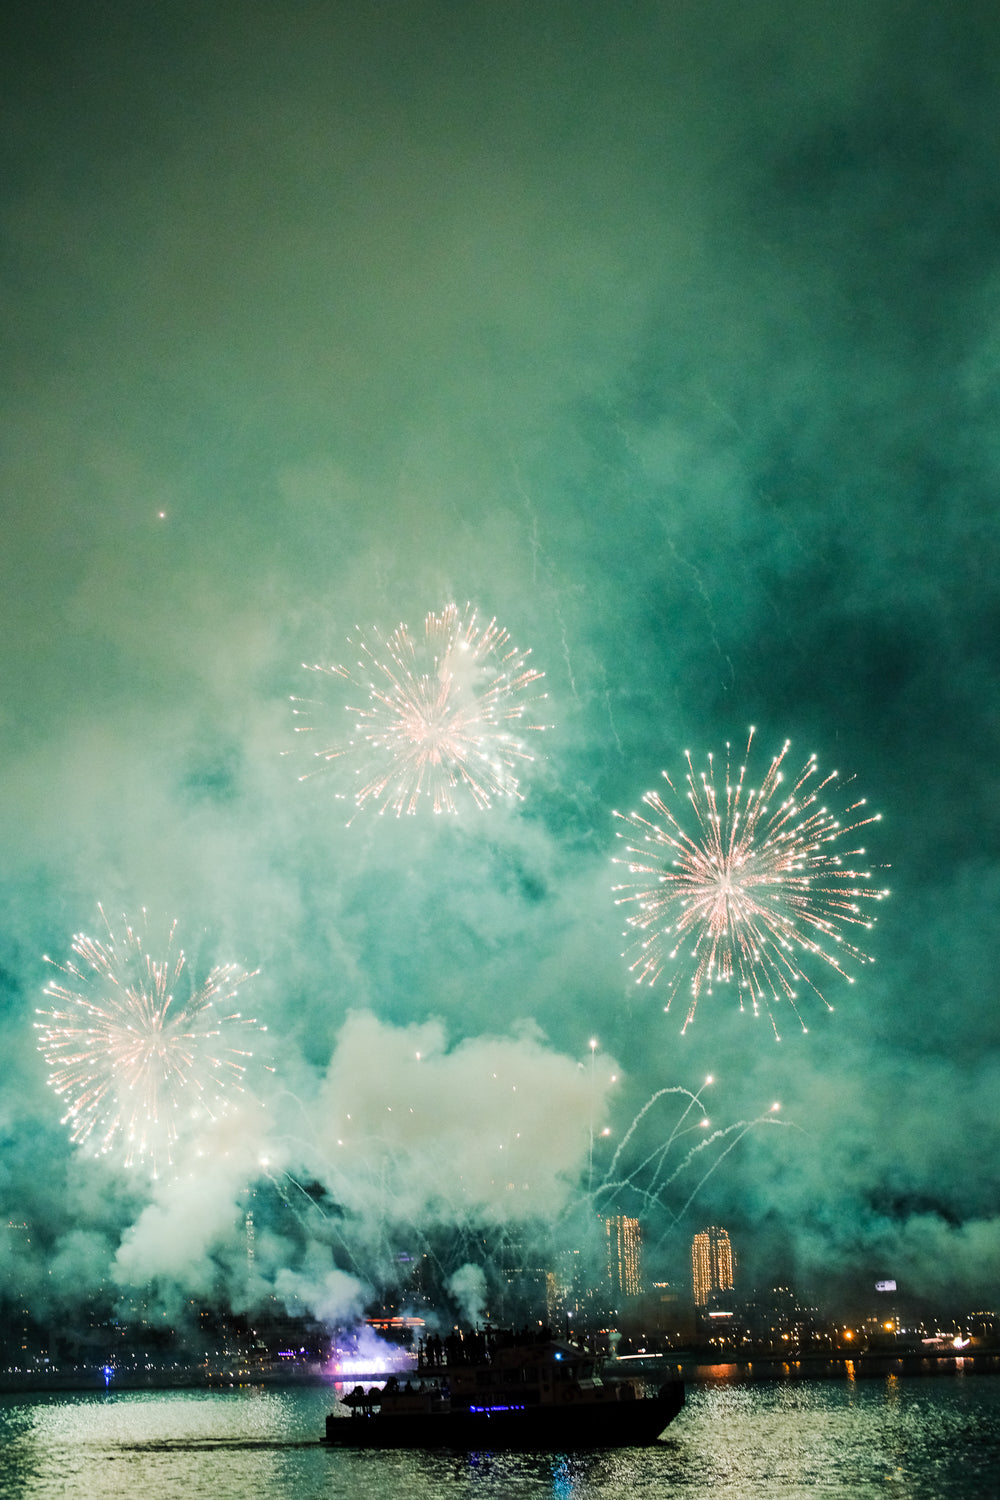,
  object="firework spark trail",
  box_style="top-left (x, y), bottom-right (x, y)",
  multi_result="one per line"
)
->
top-left (290, 603), bottom-right (549, 817)
top-left (603, 1083), bottom-right (713, 1200)
top-left (35, 906), bottom-right (263, 1172)
top-left (256, 1159), bottom-right (376, 1279)
top-left (261, 1126), bottom-right (484, 1292)
top-left (613, 729), bottom-right (889, 1035)
top-left (593, 1078), bottom-right (715, 1211)
top-left (591, 1078), bottom-right (789, 1244)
